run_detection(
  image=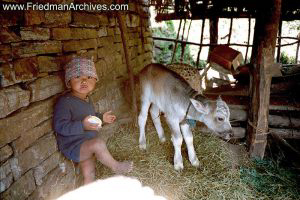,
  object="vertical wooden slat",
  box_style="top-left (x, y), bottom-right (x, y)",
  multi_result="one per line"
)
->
top-left (245, 16), bottom-right (251, 62)
top-left (185, 20), bottom-right (193, 63)
top-left (180, 19), bottom-right (187, 63)
top-left (276, 19), bottom-right (283, 63)
top-left (185, 20), bottom-right (193, 43)
top-left (296, 37), bottom-right (300, 63)
top-left (208, 16), bottom-right (219, 61)
top-left (196, 18), bottom-right (206, 68)
top-left (247, 0), bottom-right (282, 158)
top-left (227, 15), bottom-right (233, 45)
top-left (181, 19), bottom-right (187, 42)
top-left (171, 19), bottom-right (182, 64)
